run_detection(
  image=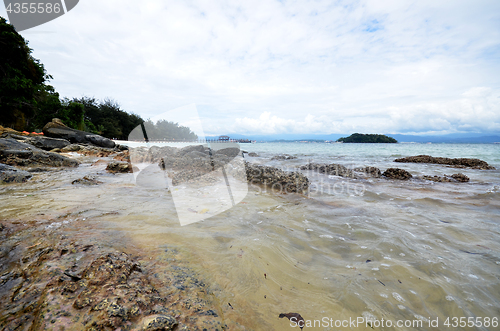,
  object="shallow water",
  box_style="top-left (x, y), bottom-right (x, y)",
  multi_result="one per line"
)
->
top-left (1, 144), bottom-right (500, 330)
